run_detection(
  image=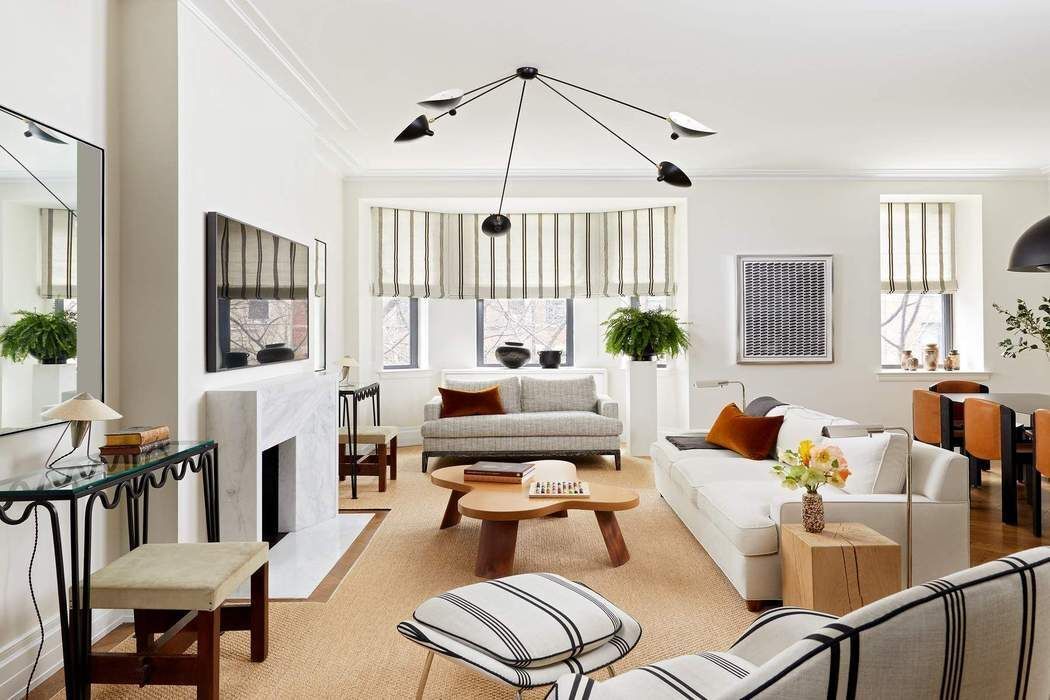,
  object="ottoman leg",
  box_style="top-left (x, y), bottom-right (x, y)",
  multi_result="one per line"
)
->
top-left (197, 609), bottom-right (221, 699)
top-left (390, 436), bottom-right (398, 480)
top-left (476, 520), bottom-right (519, 578)
top-left (250, 563), bottom-right (269, 662)
top-left (415, 650), bottom-right (434, 700)
top-left (377, 444), bottom-right (388, 492)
